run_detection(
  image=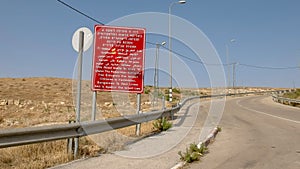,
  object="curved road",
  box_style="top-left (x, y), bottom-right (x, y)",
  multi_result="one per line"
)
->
top-left (51, 95), bottom-right (300, 169)
top-left (189, 95), bottom-right (300, 169)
